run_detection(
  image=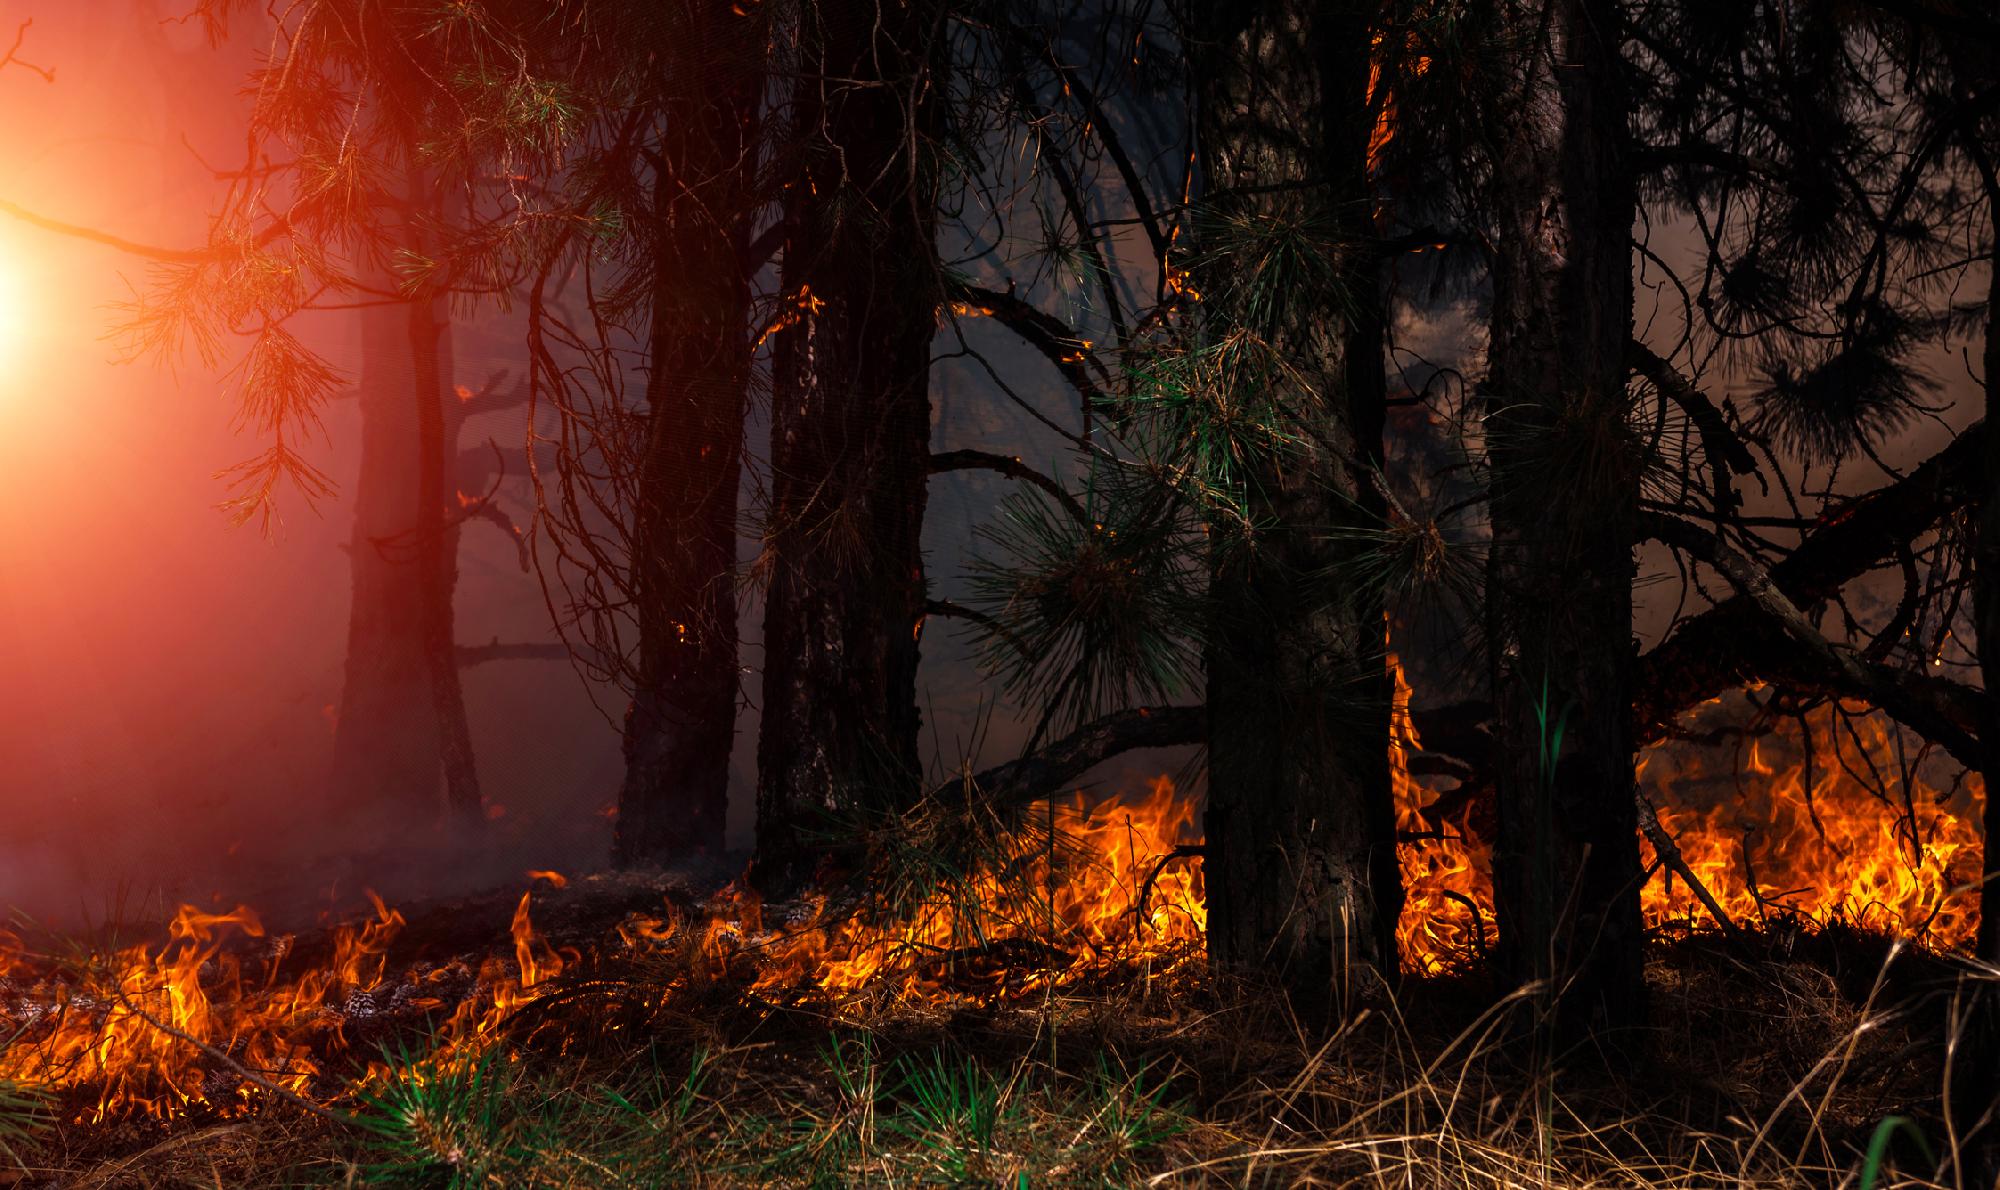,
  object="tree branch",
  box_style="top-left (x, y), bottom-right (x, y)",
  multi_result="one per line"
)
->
top-left (946, 704), bottom-right (1204, 805)
top-left (943, 279), bottom-right (1111, 411)
top-left (0, 19), bottom-right (53, 82)
top-left (1637, 423), bottom-right (1986, 740)
top-left (457, 639), bottom-right (583, 667)
top-left (929, 448), bottom-right (1087, 523)
top-left (0, 197), bottom-right (211, 262)
top-left (925, 597), bottom-right (1033, 663)
top-left (1629, 340), bottom-right (1756, 517)
top-left (1640, 511), bottom-right (1983, 768)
